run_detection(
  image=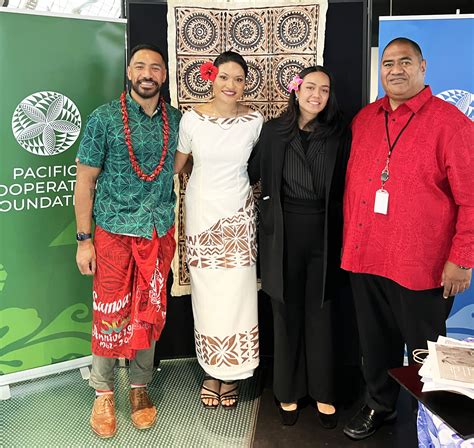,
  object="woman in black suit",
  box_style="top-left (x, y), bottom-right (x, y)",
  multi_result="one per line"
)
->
top-left (248, 66), bottom-right (351, 427)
